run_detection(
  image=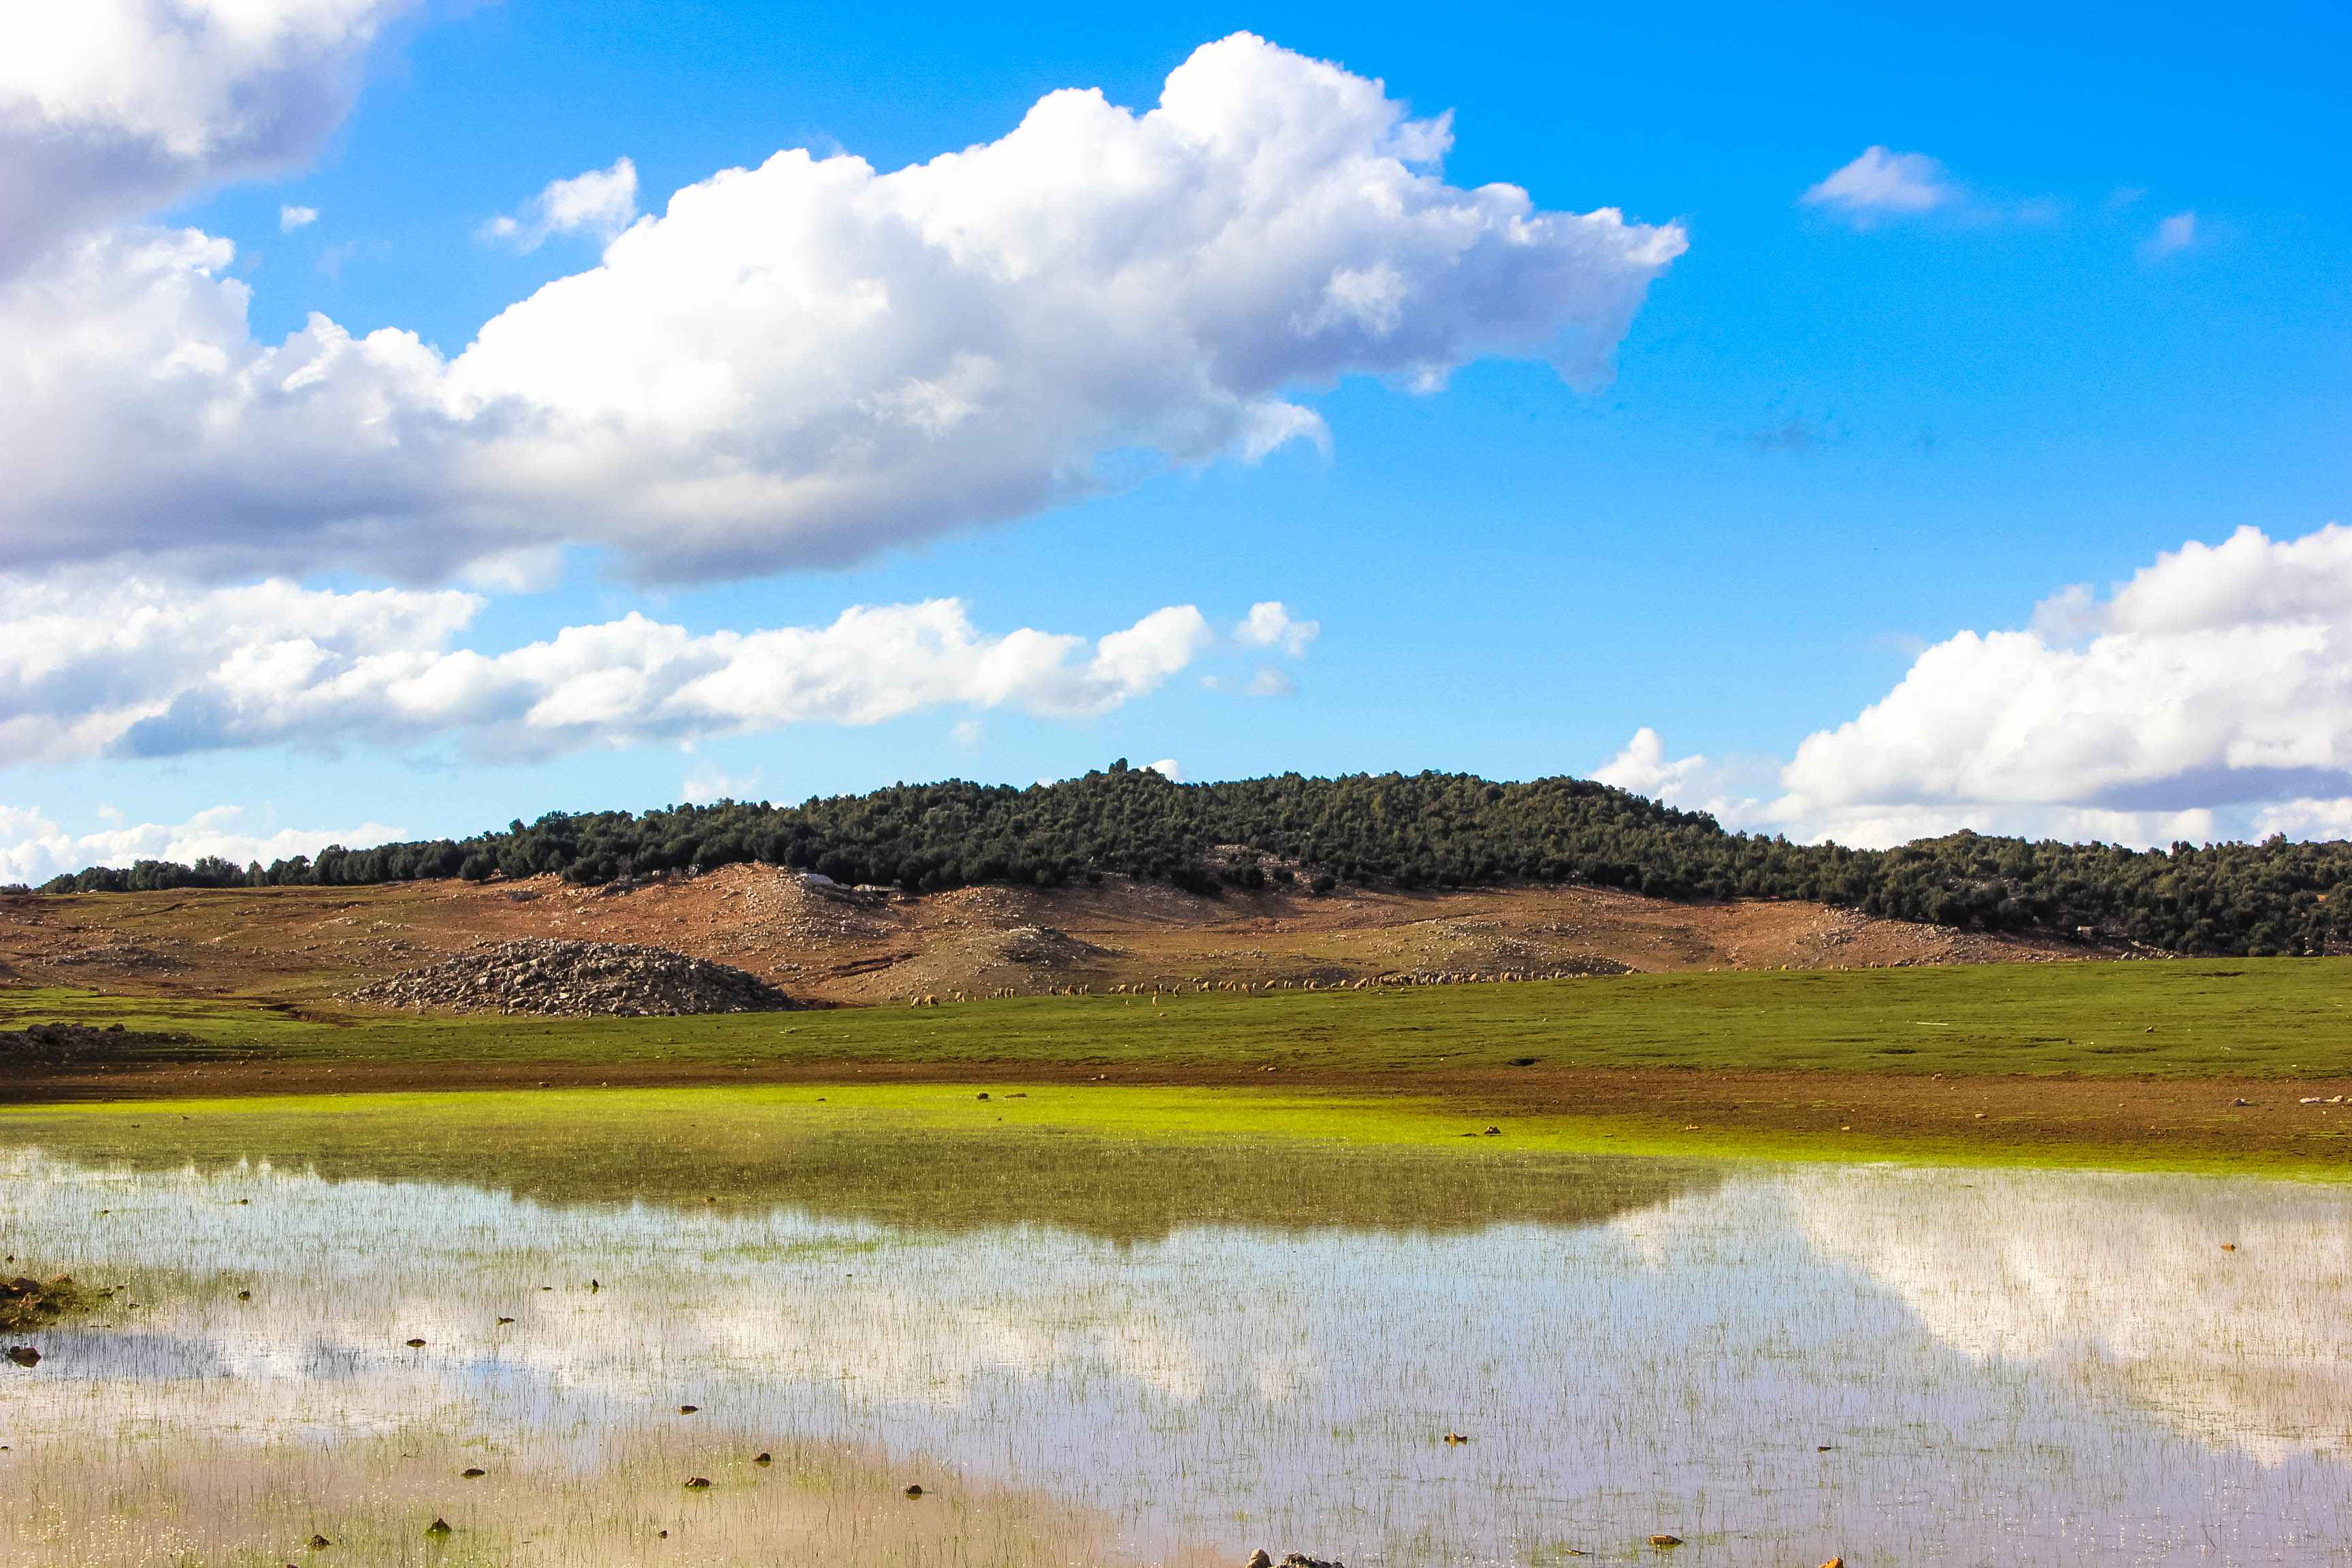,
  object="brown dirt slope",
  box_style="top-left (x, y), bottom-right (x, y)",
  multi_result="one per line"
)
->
top-left (0, 866), bottom-right (2104, 1007)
